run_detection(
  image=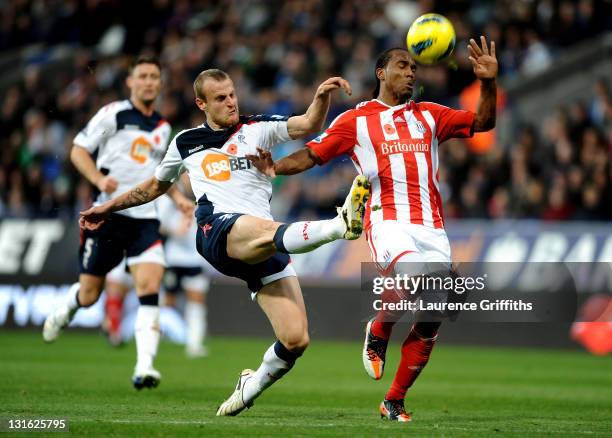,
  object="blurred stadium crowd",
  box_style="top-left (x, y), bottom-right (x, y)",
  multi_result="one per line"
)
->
top-left (0, 0), bottom-right (610, 221)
